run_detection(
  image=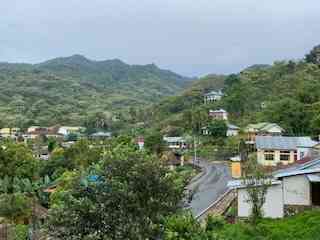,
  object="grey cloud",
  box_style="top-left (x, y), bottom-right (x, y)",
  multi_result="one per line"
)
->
top-left (0, 0), bottom-right (320, 76)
